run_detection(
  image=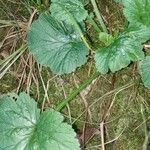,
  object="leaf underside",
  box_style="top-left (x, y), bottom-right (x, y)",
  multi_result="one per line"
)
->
top-left (140, 56), bottom-right (150, 88)
top-left (0, 92), bottom-right (80, 150)
top-left (28, 11), bottom-right (88, 75)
